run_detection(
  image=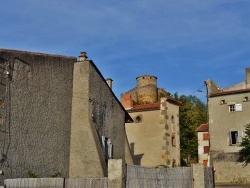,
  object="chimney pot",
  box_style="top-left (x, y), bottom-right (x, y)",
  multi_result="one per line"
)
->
top-left (106, 78), bottom-right (113, 89)
top-left (79, 52), bottom-right (88, 61)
